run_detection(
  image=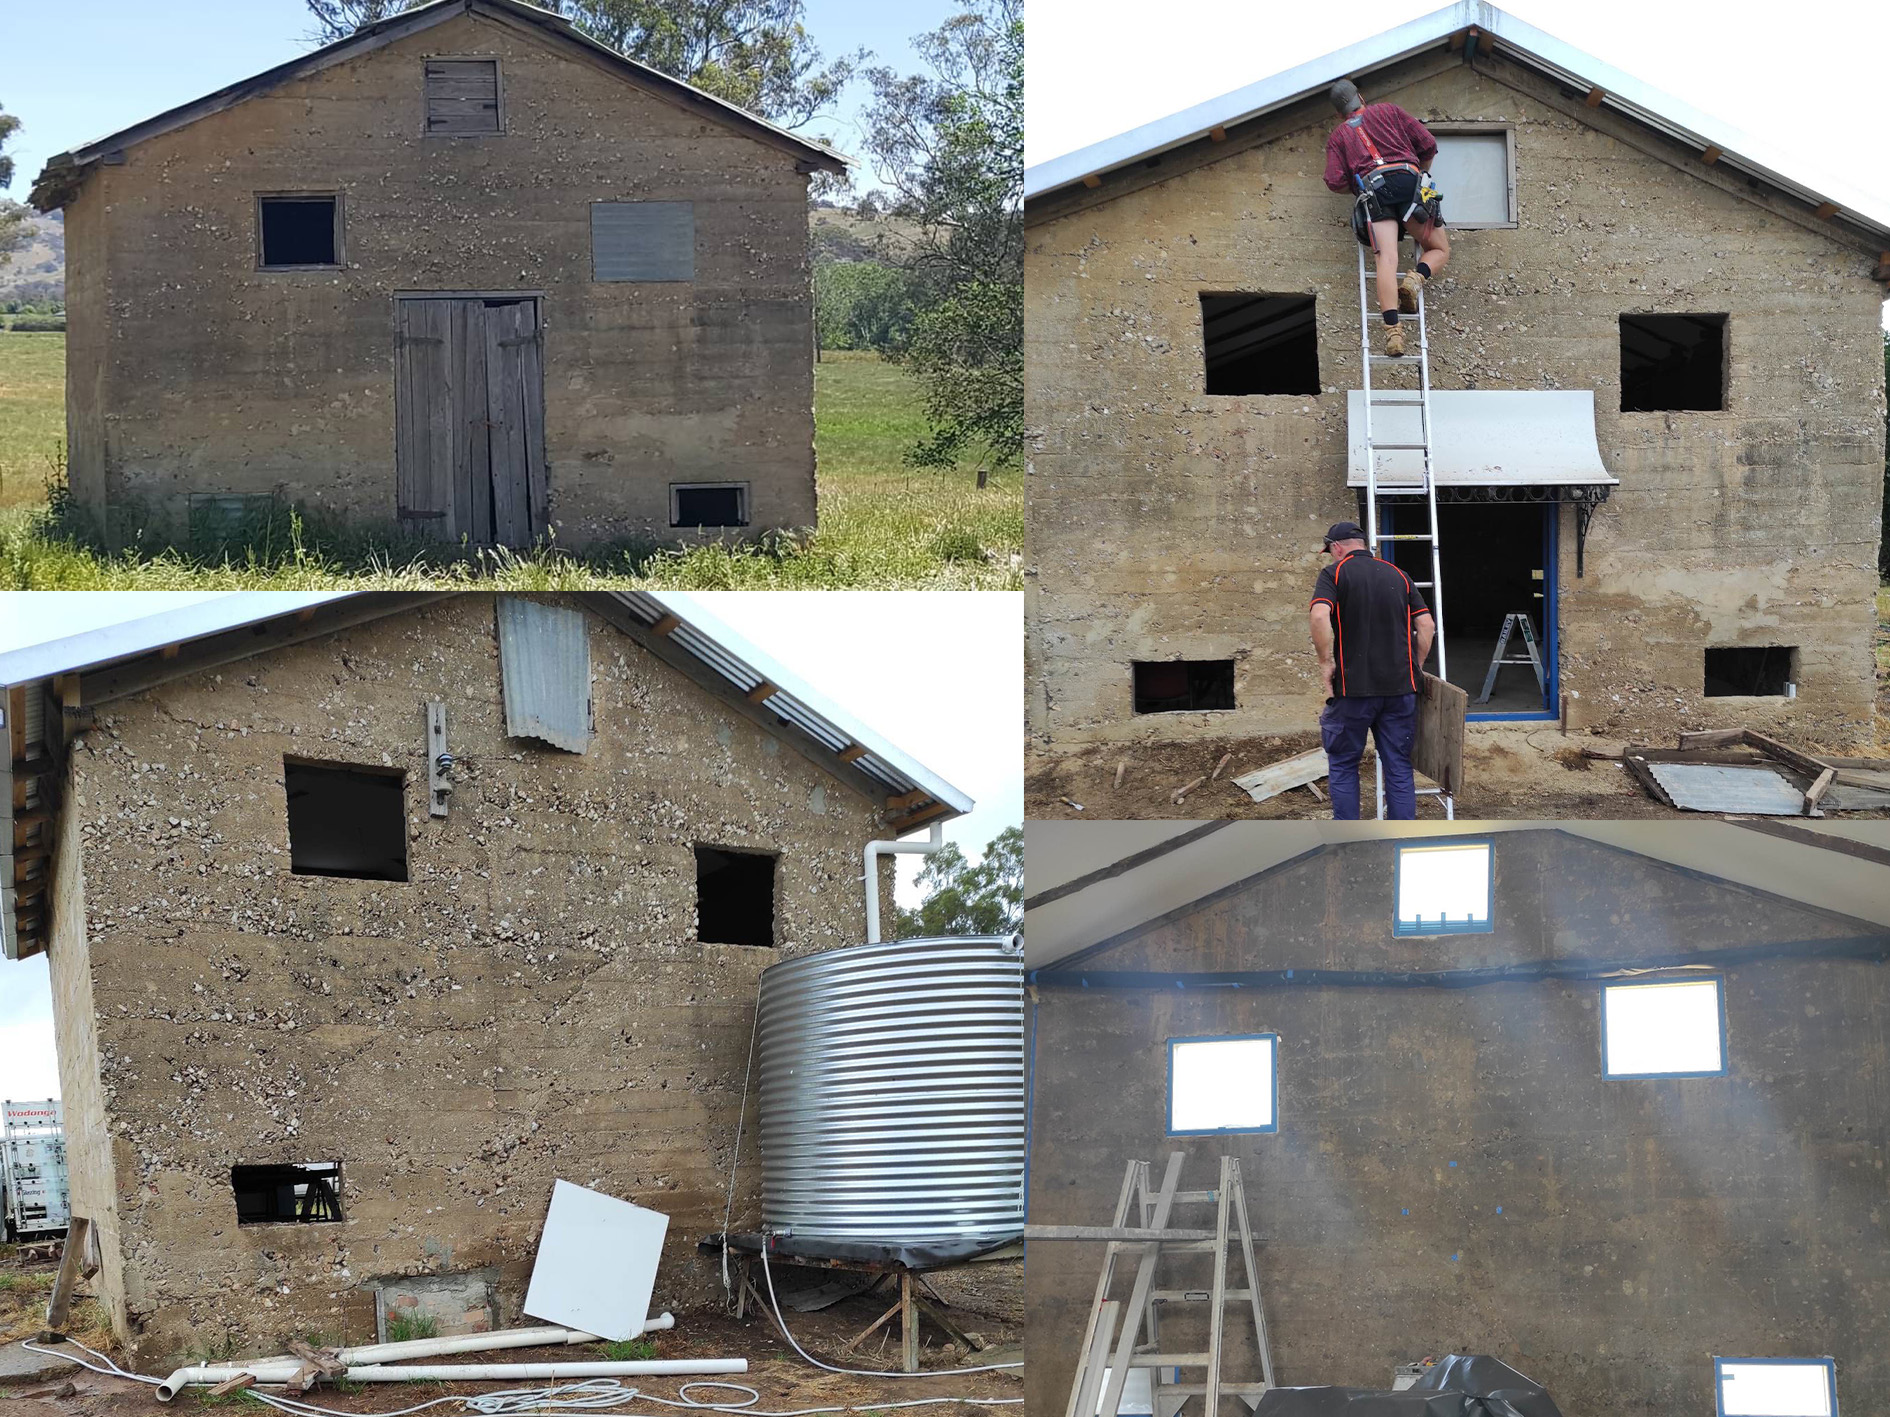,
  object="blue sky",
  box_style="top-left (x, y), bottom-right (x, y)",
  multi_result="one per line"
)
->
top-left (0, 0), bottom-right (949, 199)
top-left (0, 591), bottom-right (1022, 1103)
